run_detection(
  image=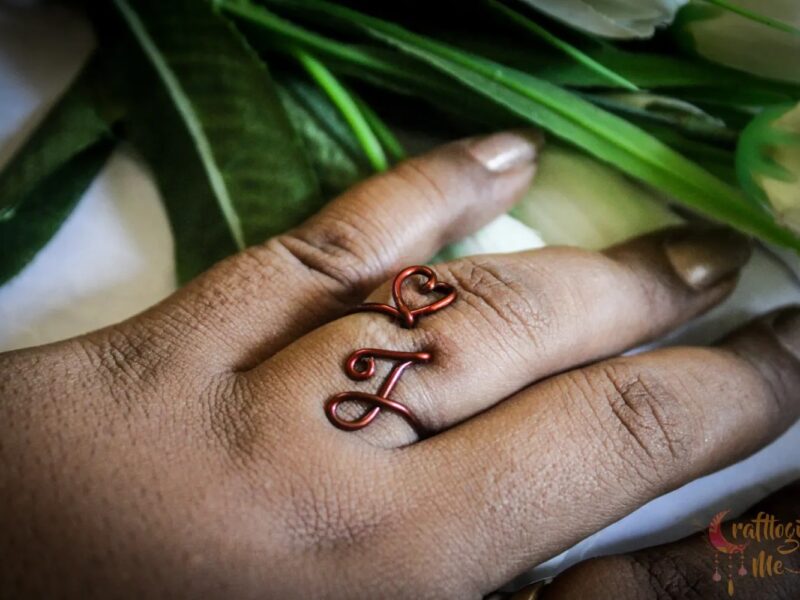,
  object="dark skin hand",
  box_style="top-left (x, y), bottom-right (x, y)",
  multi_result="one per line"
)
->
top-left (526, 481), bottom-right (800, 600)
top-left (1, 131), bottom-right (799, 599)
